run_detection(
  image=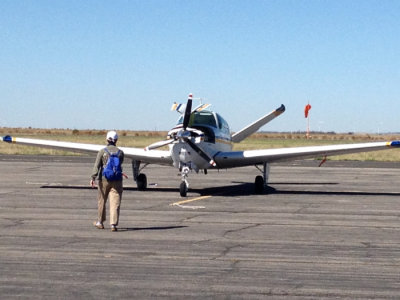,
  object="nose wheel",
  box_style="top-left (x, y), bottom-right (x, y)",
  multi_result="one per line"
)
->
top-left (179, 166), bottom-right (190, 197)
top-left (179, 181), bottom-right (188, 197)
